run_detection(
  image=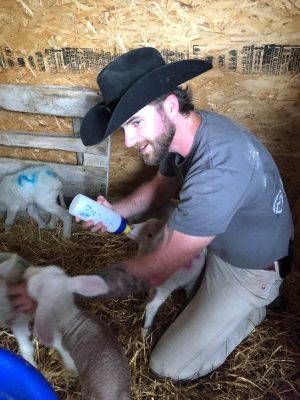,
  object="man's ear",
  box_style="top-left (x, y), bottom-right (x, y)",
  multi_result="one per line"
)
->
top-left (163, 94), bottom-right (179, 120)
